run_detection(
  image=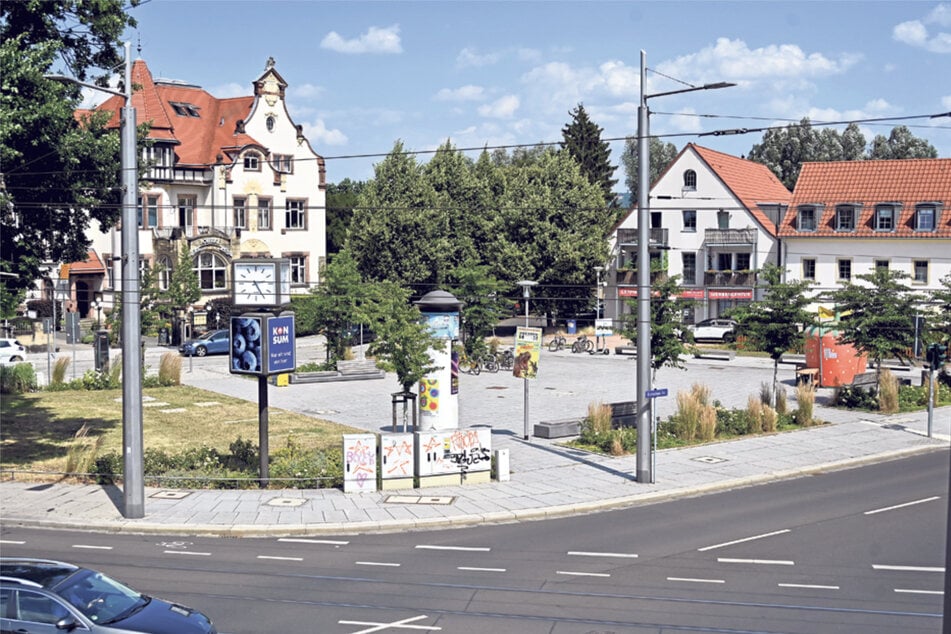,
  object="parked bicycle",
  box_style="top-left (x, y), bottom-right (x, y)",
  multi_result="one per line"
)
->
top-left (548, 335), bottom-right (567, 352)
top-left (496, 347), bottom-right (515, 370)
top-left (571, 333), bottom-right (594, 354)
top-left (481, 353), bottom-right (500, 373)
top-left (459, 351), bottom-right (481, 375)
